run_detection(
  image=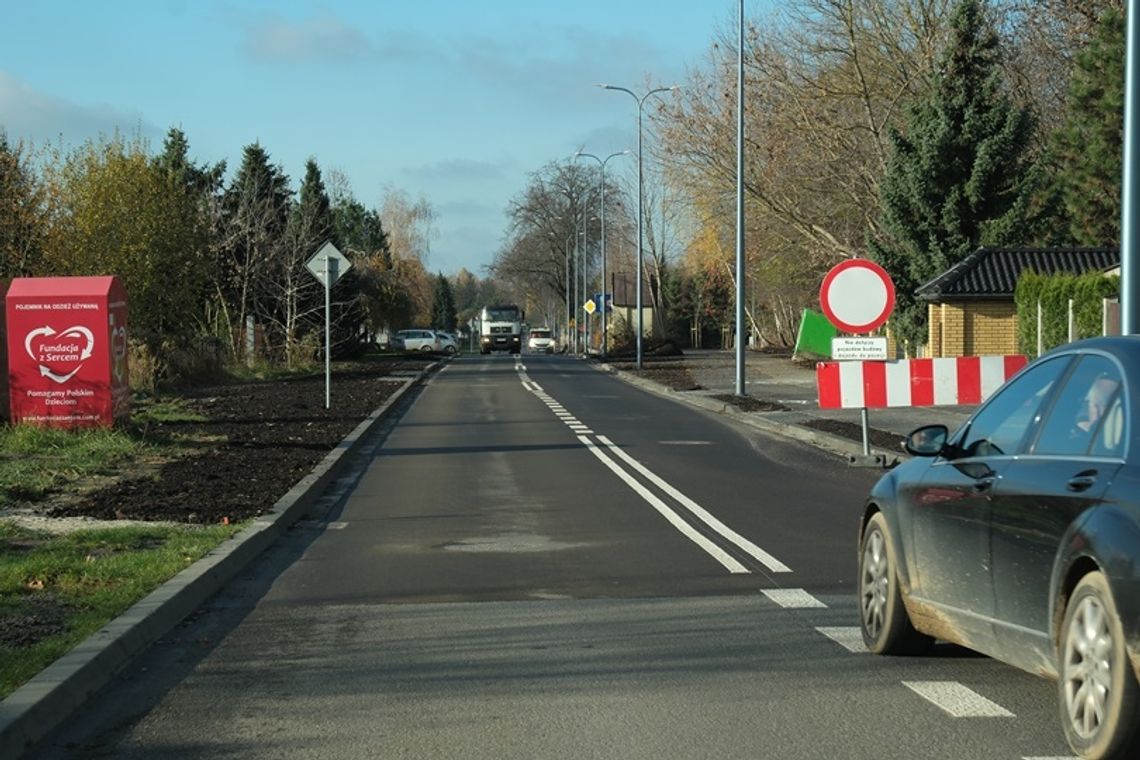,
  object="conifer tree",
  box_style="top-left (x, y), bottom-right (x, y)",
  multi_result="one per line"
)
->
top-left (1046, 7), bottom-right (1124, 247)
top-left (218, 143), bottom-right (292, 356)
top-left (153, 127), bottom-right (225, 196)
top-left (431, 272), bottom-right (458, 332)
top-left (869, 0), bottom-right (1041, 350)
